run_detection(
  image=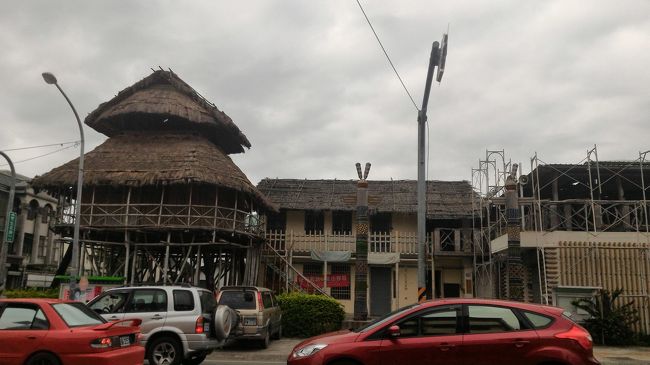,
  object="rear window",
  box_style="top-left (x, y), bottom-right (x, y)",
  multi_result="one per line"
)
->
top-left (173, 290), bottom-right (195, 311)
top-left (218, 290), bottom-right (256, 310)
top-left (523, 311), bottom-right (554, 329)
top-left (52, 303), bottom-right (105, 327)
top-left (199, 291), bottom-right (217, 314)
